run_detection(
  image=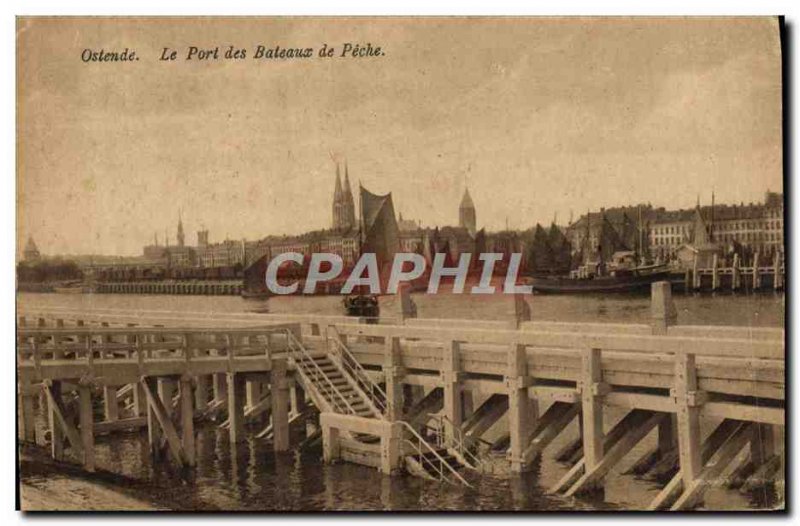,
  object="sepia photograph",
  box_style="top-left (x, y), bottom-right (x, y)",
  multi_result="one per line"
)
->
top-left (14, 15), bottom-right (785, 512)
